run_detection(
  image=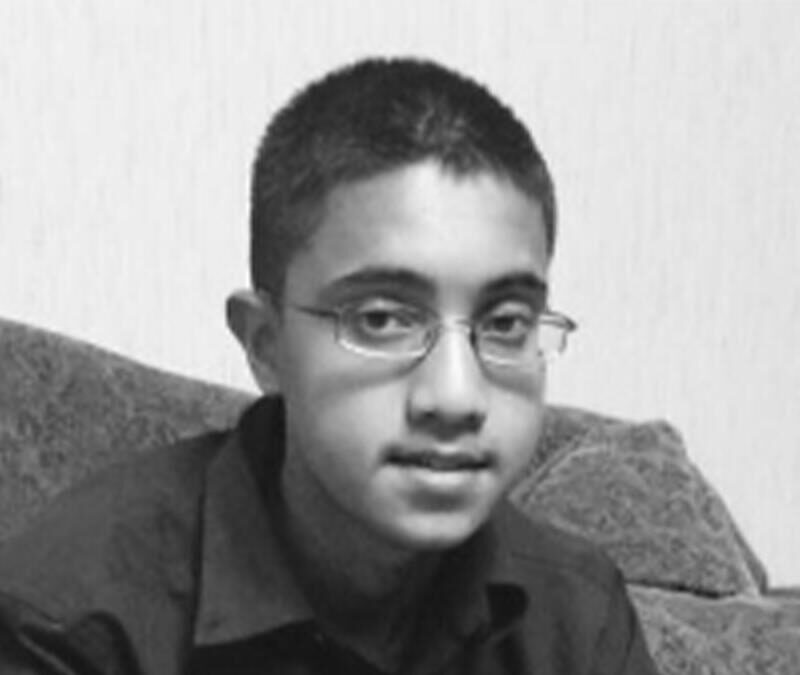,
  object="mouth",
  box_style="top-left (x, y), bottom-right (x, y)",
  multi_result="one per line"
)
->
top-left (386, 446), bottom-right (493, 473)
